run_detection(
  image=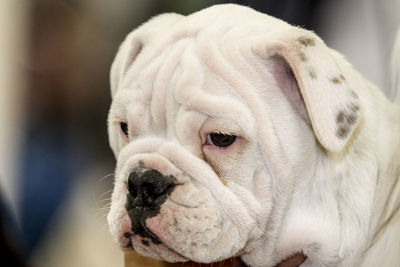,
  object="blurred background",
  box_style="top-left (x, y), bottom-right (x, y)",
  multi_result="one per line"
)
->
top-left (0, 0), bottom-right (399, 266)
